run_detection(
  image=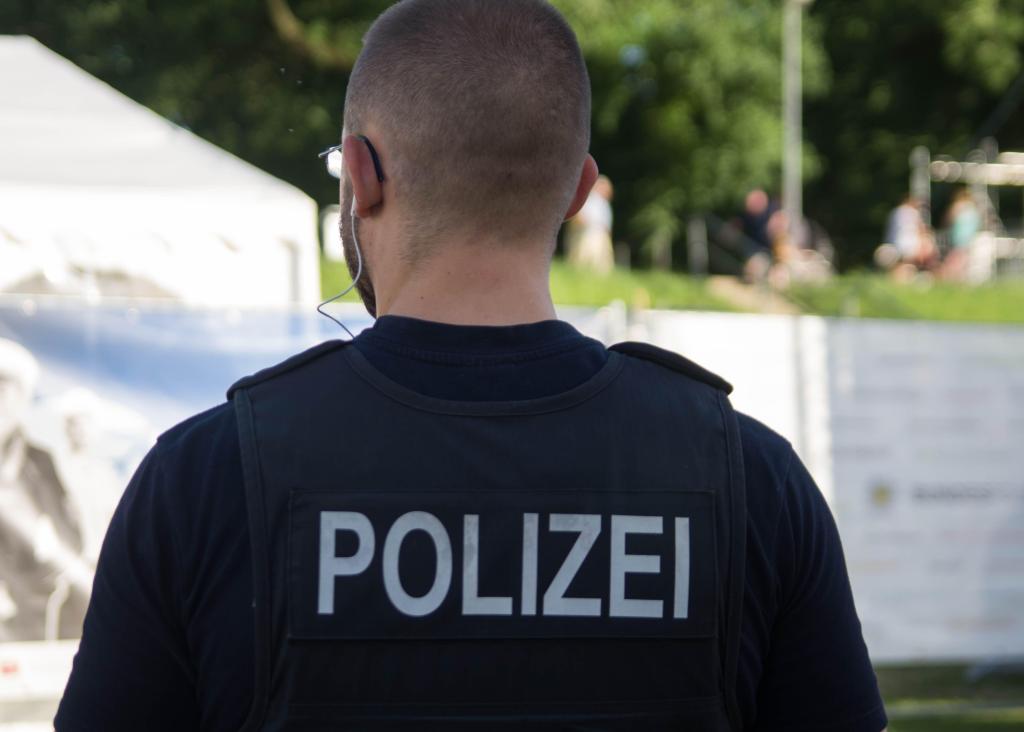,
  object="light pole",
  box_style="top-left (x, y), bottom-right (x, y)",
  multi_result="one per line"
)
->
top-left (783, 0), bottom-right (813, 242)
